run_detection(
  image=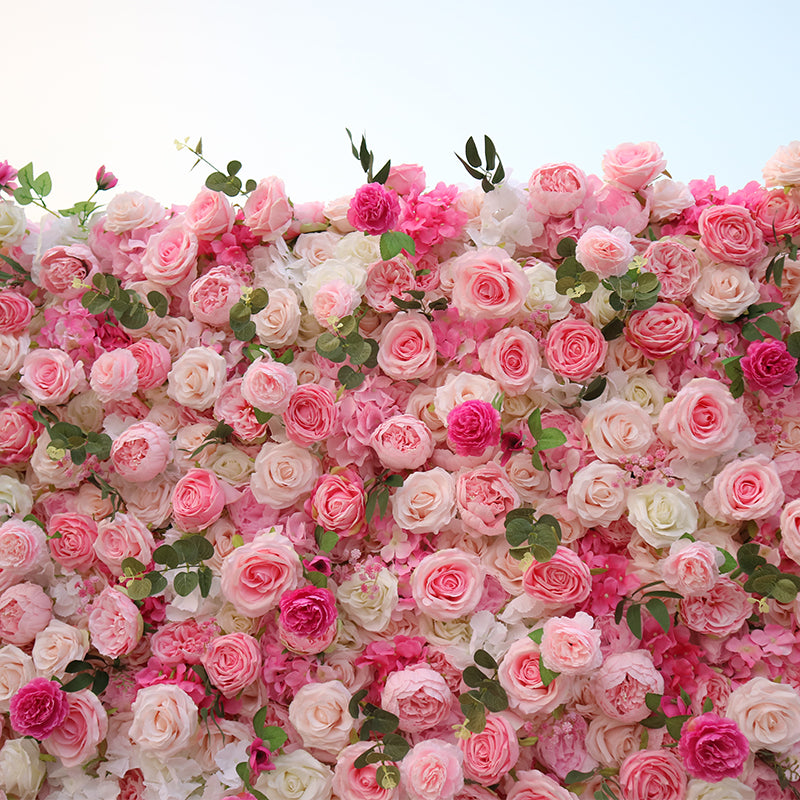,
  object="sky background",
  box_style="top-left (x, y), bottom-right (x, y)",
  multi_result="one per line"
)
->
top-left (5, 0), bottom-right (800, 213)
